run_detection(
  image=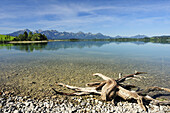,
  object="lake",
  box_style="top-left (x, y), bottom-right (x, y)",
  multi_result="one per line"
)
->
top-left (0, 41), bottom-right (170, 98)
